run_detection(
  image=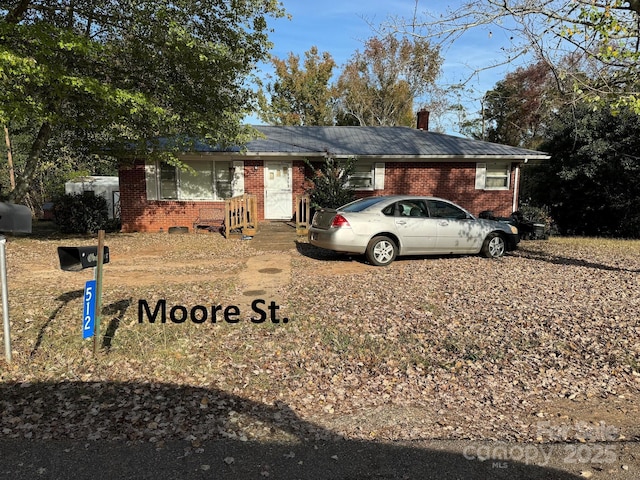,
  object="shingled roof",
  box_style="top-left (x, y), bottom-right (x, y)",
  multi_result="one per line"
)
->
top-left (232, 125), bottom-right (549, 160)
